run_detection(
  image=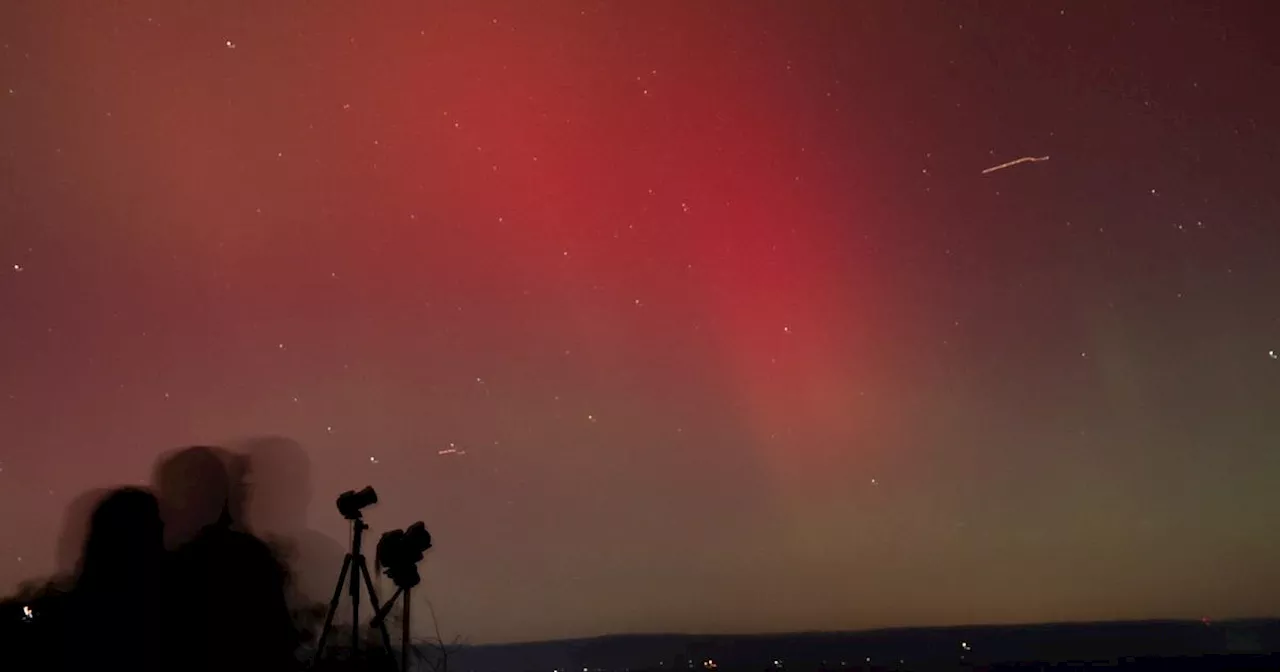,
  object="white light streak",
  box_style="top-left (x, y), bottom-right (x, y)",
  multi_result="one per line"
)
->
top-left (982, 155), bottom-right (1050, 175)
